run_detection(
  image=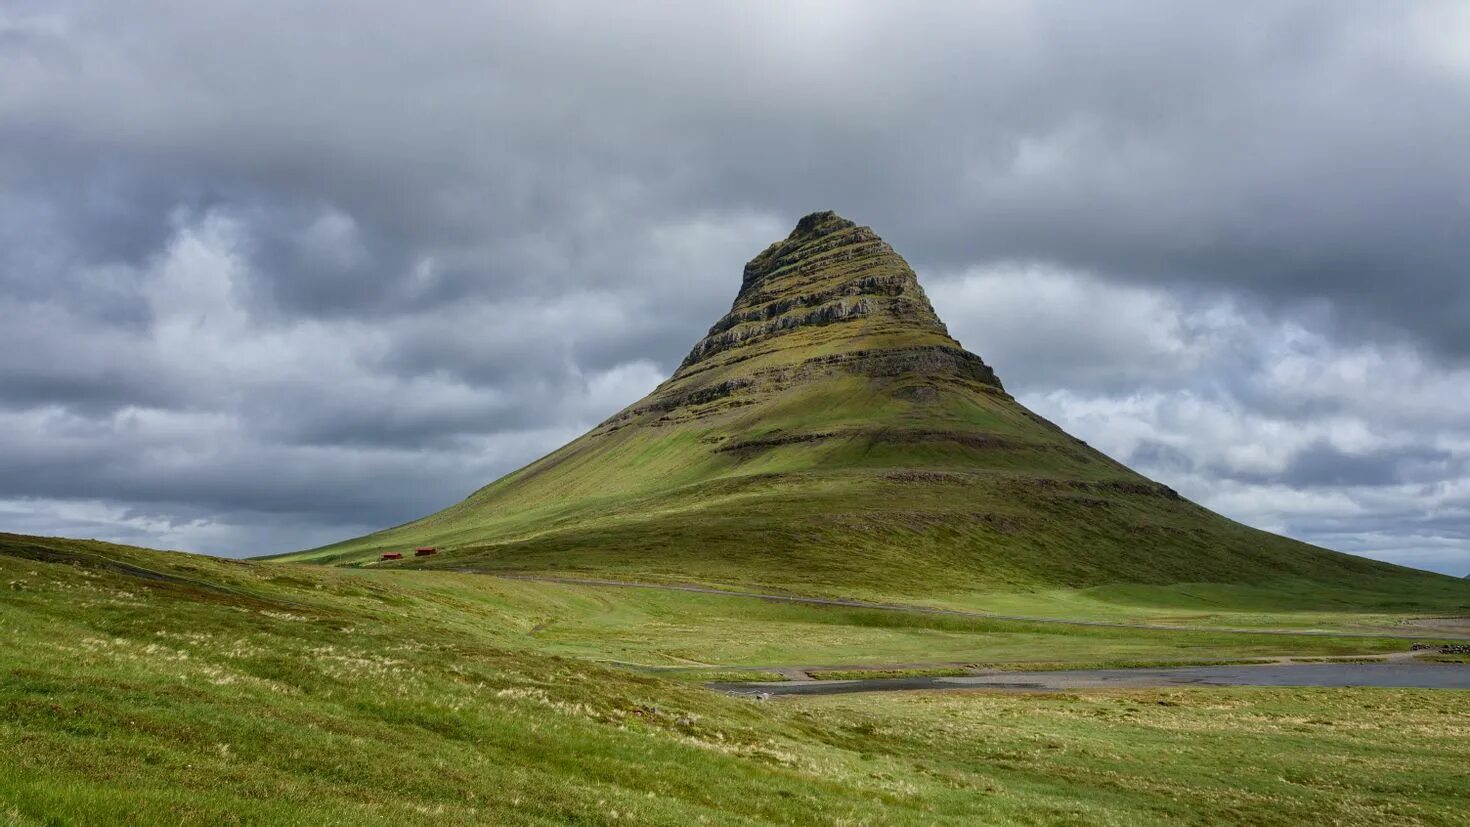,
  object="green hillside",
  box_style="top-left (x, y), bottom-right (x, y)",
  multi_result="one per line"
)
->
top-left (272, 211), bottom-right (1464, 609)
top-left (6, 531), bottom-right (1470, 825)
